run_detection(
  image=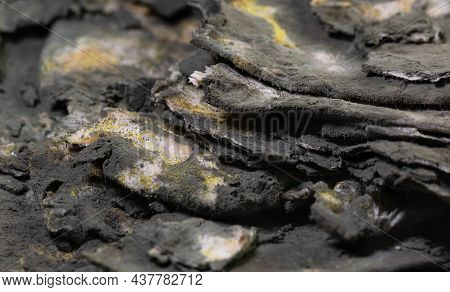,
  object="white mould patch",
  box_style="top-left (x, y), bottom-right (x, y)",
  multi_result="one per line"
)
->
top-left (189, 71), bottom-right (208, 87)
top-left (189, 67), bottom-right (213, 88)
top-left (313, 51), bottom-right (345, 72)
top-left (386, 71), bottom-right (425, 81)
top-left (369, 0), bottom-right (414, 21)
top-left (117, 158), bottom-right (164, 193)
top-left (0, 144), bottom-right (16, 158)
top-left (197, 227), bottom-right (258, 263)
